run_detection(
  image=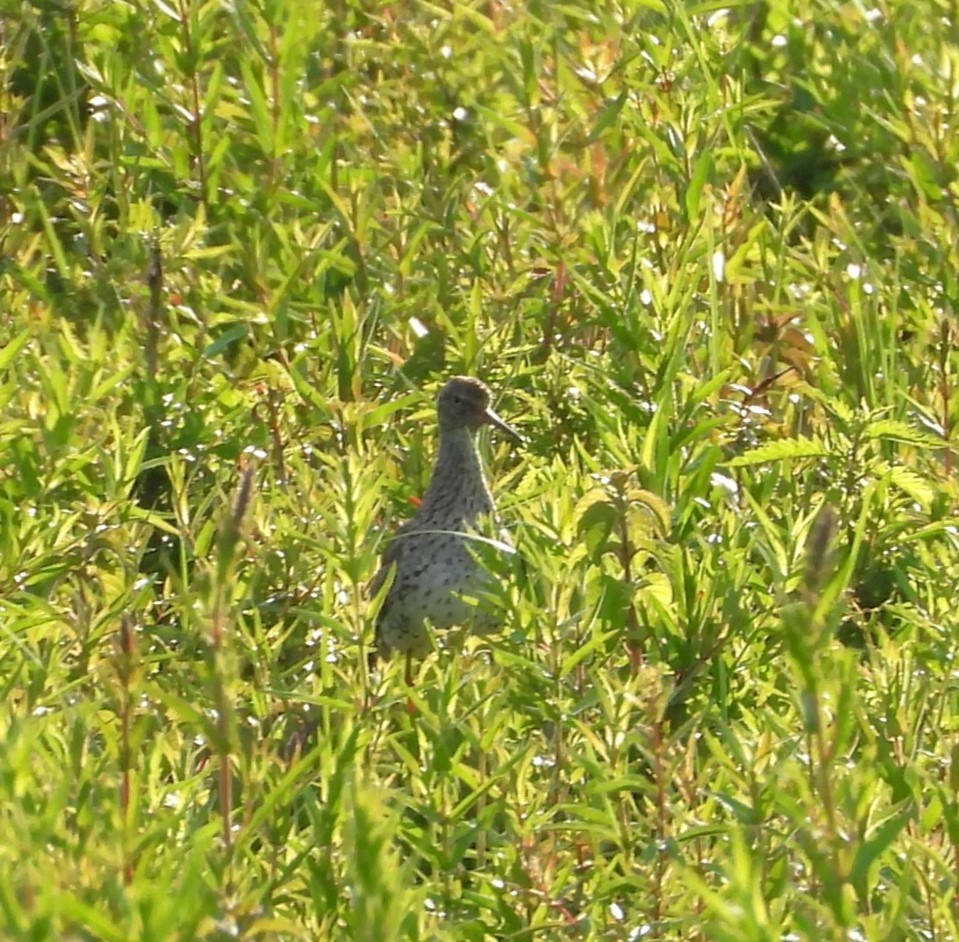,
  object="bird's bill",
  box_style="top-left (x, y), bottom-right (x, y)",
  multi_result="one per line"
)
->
top-left (482, 407), bottom-right (523, 443)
